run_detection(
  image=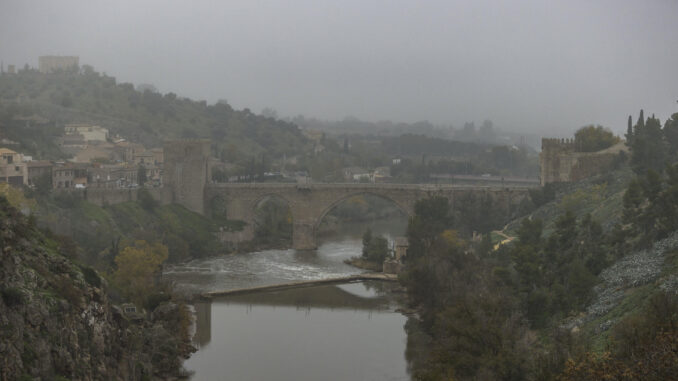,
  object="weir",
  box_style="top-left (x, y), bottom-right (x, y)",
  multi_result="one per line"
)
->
top-left (200, 273), bottom-right (398, 299)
